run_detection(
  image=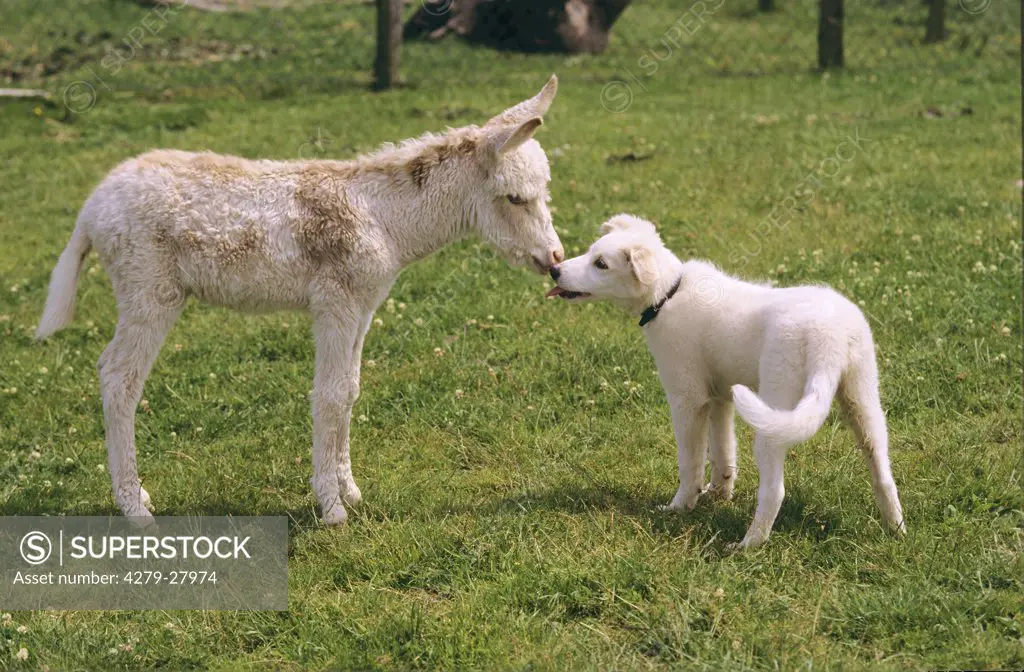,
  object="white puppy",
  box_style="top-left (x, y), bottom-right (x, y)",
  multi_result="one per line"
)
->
top-left (547, 214), bottom-right (905, 548)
